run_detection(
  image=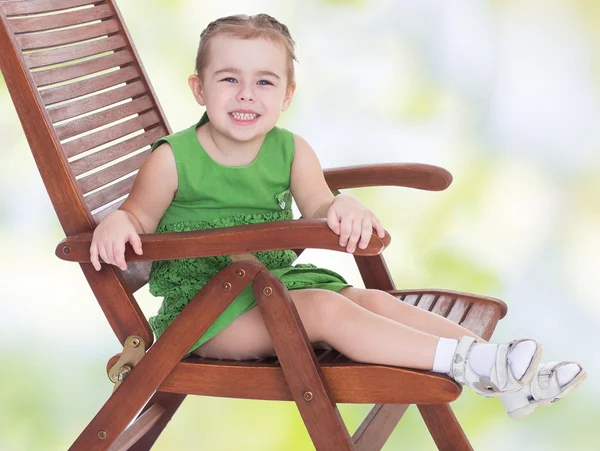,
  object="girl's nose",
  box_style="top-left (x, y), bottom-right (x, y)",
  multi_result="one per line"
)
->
top-left (236, 83), bottom-right (255, 102)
